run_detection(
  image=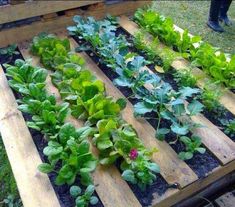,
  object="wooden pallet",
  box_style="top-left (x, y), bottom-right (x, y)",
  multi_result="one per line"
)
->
top-left (0, 0), bottom-right (150, 47)
top-left (0, 14), bottom-right (235, 207)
